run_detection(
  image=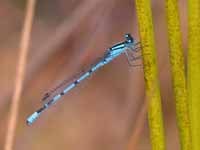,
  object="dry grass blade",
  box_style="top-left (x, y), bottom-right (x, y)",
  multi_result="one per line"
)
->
top-left (4, 1), bottom-right (36, 150)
